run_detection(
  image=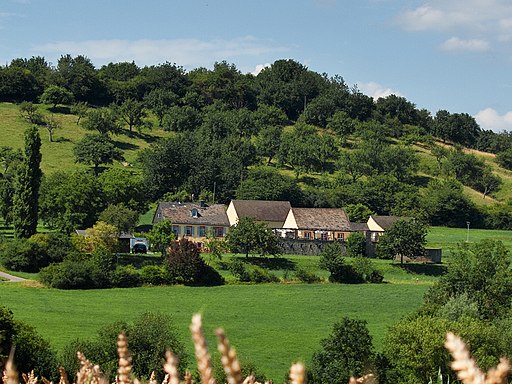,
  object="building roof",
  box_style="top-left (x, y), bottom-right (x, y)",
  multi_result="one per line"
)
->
top-left (288, 208), bottom-right (352, 231)
top-left (155, 202), bottom-right (230, 226)
top-left (230, 200), bottom-right (291, 223)
top-left (350, 222), bottom-right (369, 232)
top-left (369, 215), bottom-right (404, 231)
